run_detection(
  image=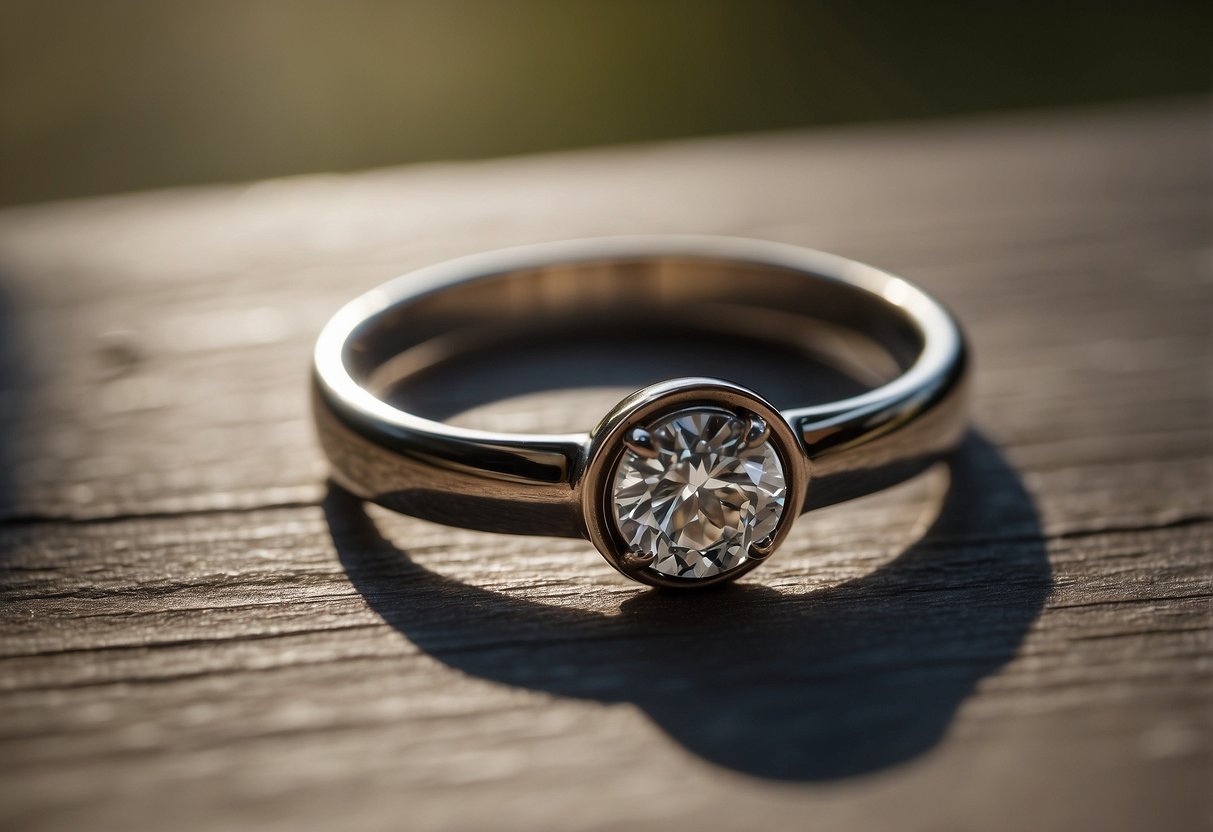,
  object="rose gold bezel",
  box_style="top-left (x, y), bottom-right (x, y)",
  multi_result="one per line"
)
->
top-left (578, 377), bottom-right (810, 589)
